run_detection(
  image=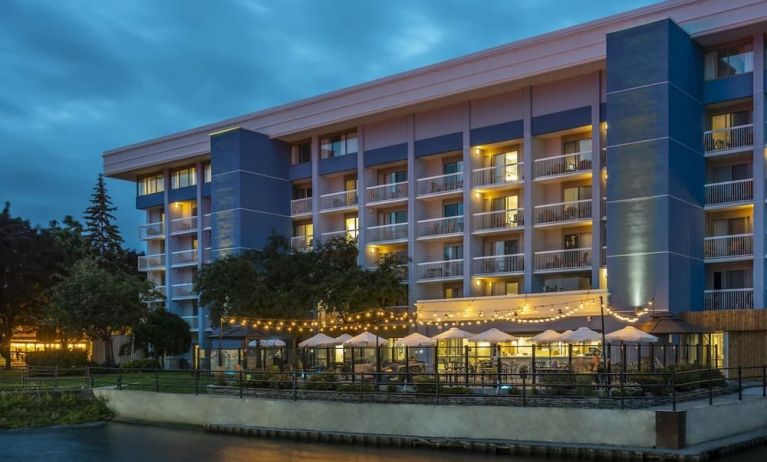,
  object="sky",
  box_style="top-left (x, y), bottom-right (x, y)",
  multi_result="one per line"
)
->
top-left (0, 0), bottom-right (657, 250)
